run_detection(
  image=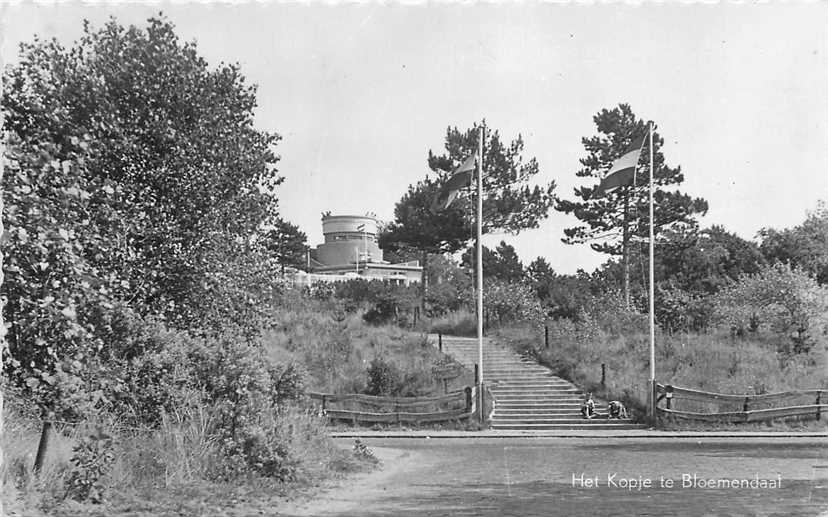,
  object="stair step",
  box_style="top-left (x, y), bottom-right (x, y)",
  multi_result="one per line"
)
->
top-left (496, 408), bottom-right (600, 414)
top-left (494, 399), bottom-right (586, 404)
top-left (492, 416), bottom-right (625, 423)
top-left (434, 335), bottom-right (639, 431)
top-left (490, 423), bottom-right (647, 430)
top-left (492, 392), bottom-right (582, 396)
top-left (496, 403), bottom-right (591, 409)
